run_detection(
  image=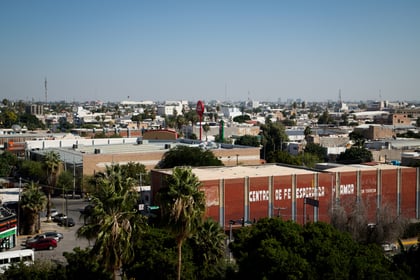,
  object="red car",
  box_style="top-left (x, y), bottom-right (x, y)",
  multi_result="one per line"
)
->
top-left (26, 237), bottom-right (57, 250)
